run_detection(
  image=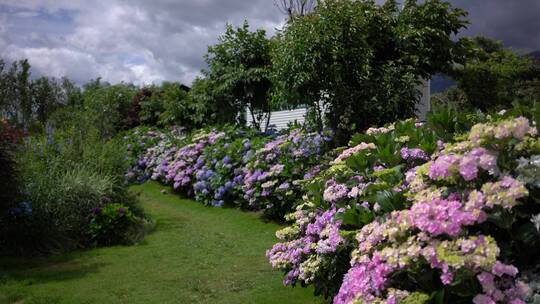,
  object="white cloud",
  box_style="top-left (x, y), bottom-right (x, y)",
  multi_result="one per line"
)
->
top-left (3, 0), bottom-right (535, 86)
top-left (3, 46), bottom-right (99, 82)
top-left (0, 0), bottom-right (285, 86)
